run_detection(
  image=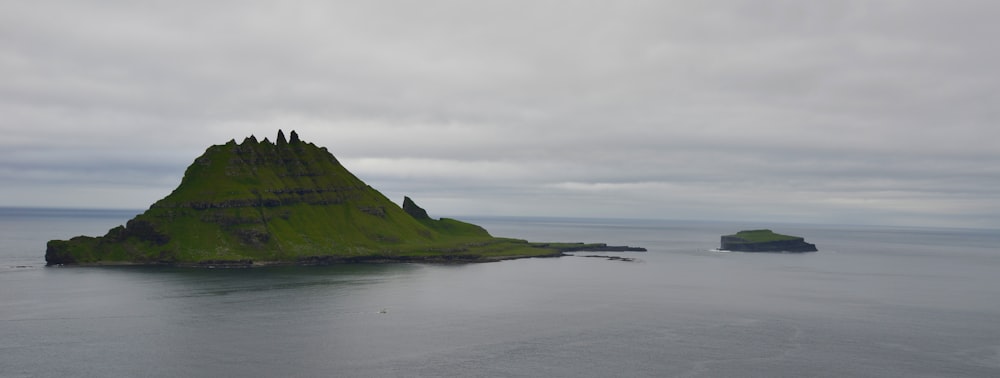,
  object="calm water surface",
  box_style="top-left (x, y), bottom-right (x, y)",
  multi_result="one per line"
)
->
top-left (2, 209), bottom-right (999, 377)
